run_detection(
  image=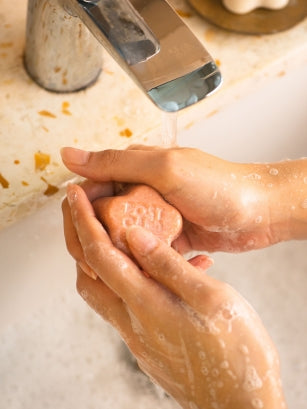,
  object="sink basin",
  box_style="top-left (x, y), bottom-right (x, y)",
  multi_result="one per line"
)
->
top-left (0, 64), bottom-right (306, 409)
